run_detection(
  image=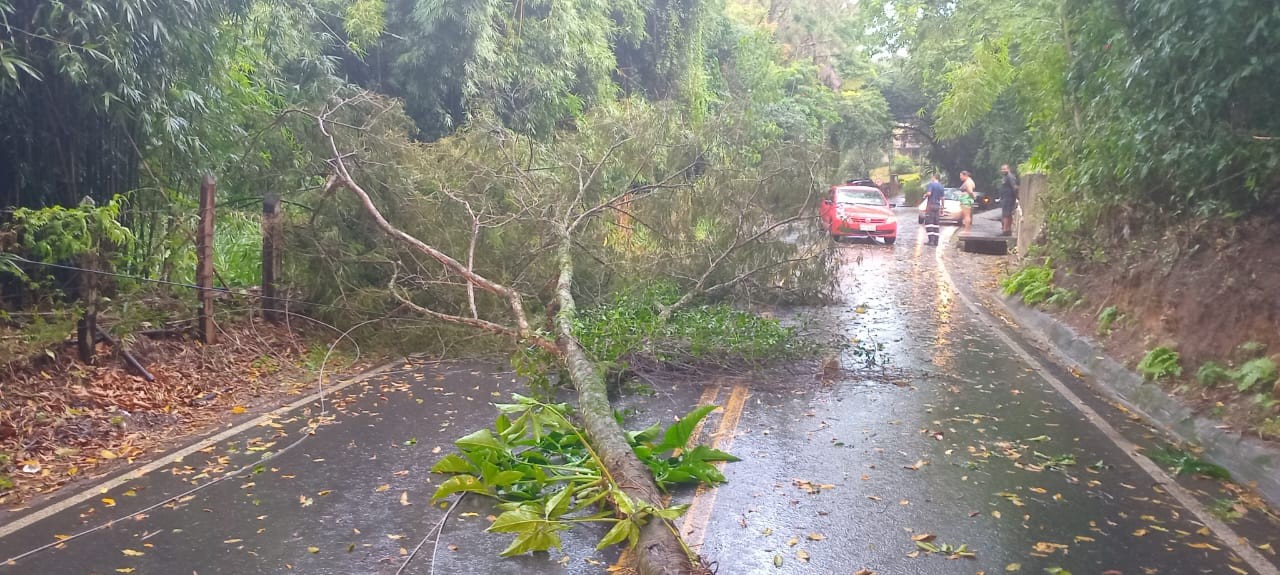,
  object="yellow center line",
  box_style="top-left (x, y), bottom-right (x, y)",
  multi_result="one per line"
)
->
top-left (678, 384), bottom-right (749, 552)
top-left (613, 383), bottom-right (723, 569)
